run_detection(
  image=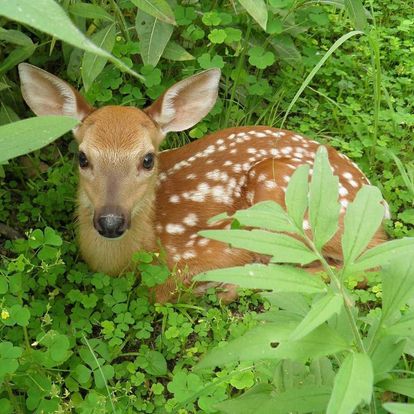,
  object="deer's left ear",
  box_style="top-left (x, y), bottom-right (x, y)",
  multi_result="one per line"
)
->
top-left (145, 68), bottom-right (220, 135)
